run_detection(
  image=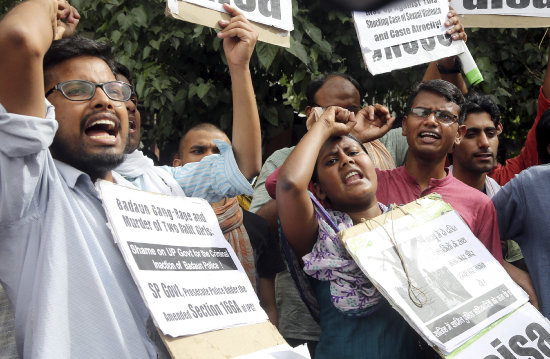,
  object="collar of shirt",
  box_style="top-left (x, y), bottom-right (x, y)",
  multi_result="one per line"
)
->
top-left (54, 159), bottom-right (137, 190)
